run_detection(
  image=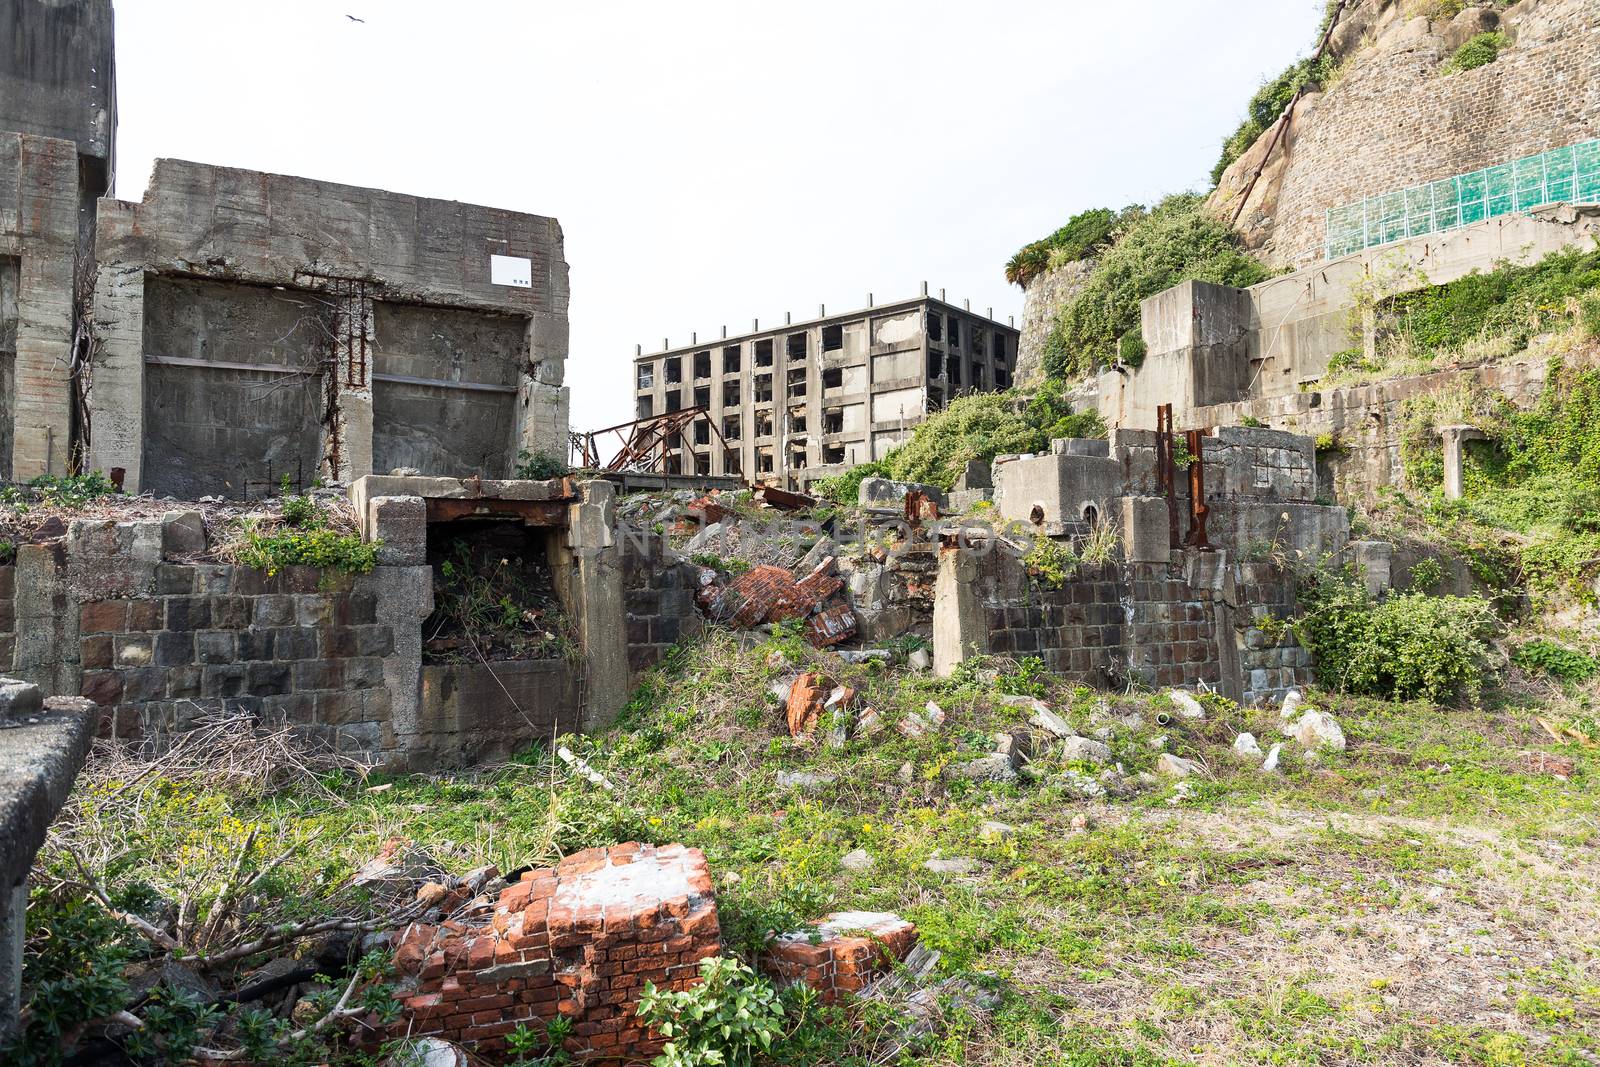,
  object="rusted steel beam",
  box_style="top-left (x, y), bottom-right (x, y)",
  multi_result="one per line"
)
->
top-left (425, 497), bottom-right (572, 526)
top-left (1183, 429), bottom-right (1212, 550)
